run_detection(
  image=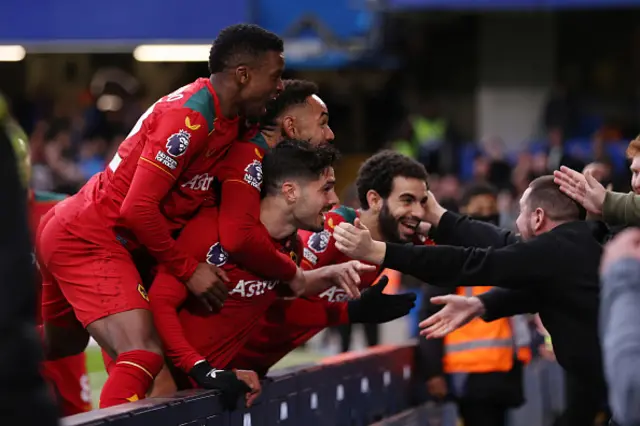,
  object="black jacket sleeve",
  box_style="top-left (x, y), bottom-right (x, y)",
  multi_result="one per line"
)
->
top-left (478, 288), bottom-right (542, 321)
top-left (0, 131), bottom-right (57, 425)
top-left (382, 234), bottom-right (550, 290)
top-left (429, 211), bottom-right (519, 249)
top-left (417, 285), bottom-right (454, 380)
